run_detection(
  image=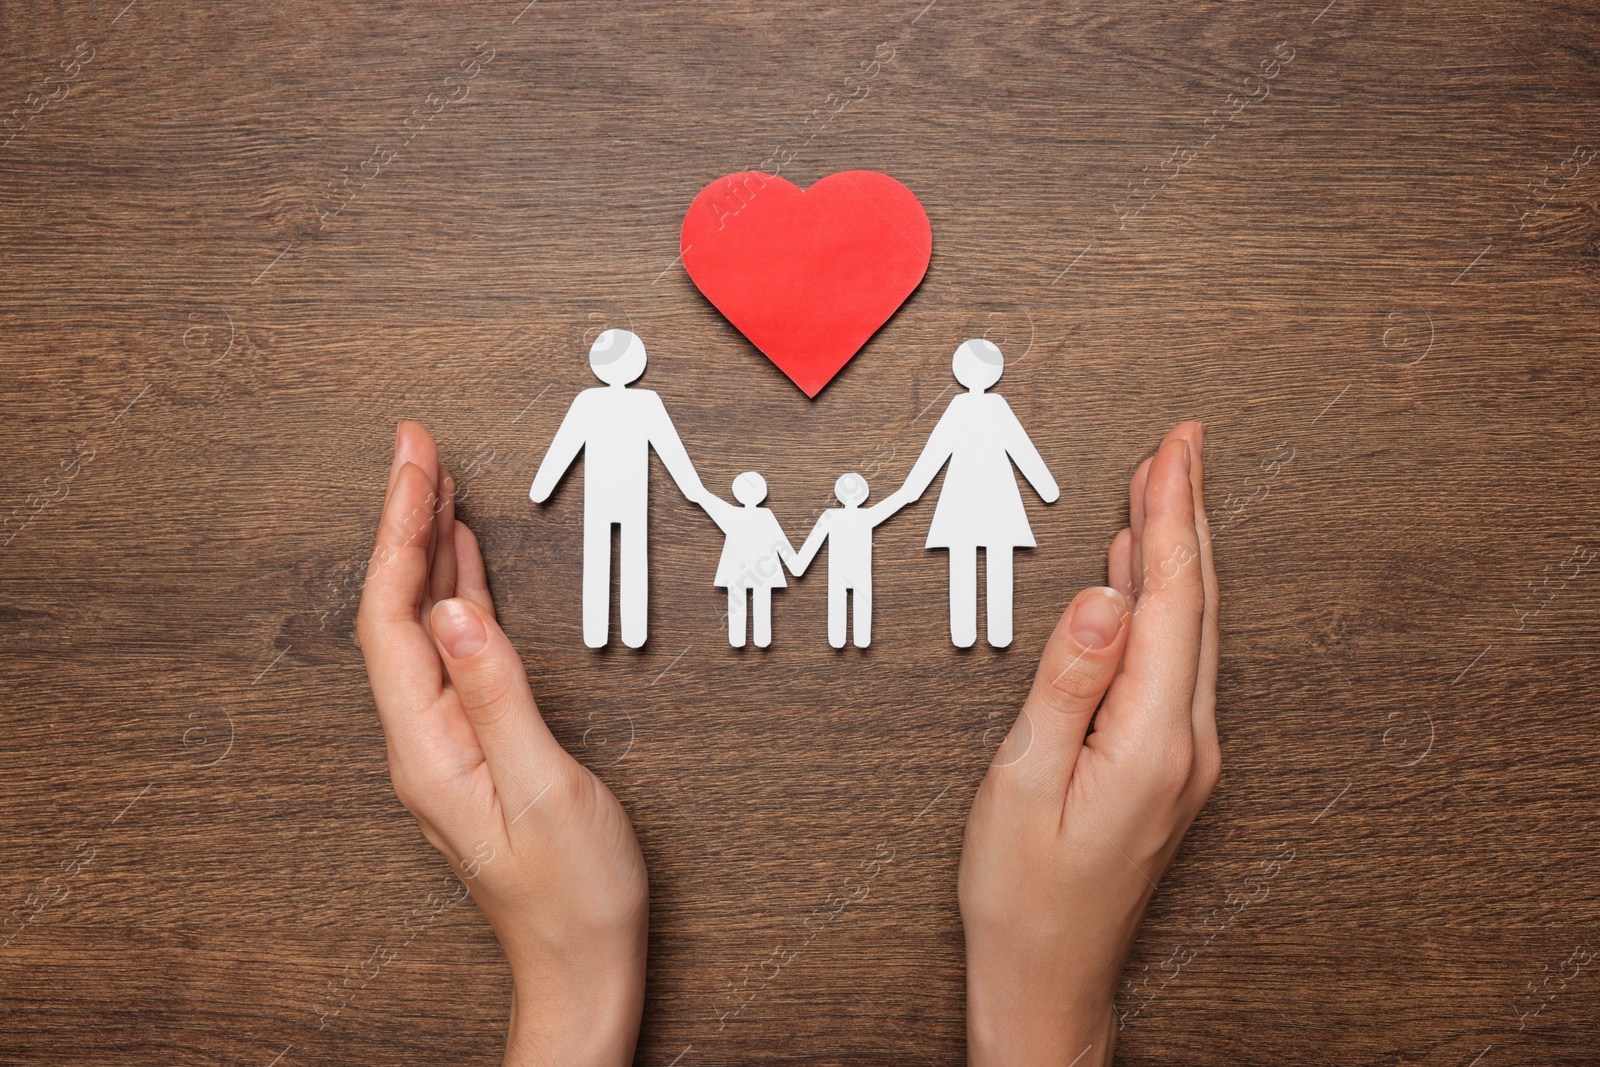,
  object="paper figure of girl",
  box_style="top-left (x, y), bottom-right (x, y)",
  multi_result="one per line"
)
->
top-left (887, 338), bottom-right (1058, 648)
top-left (702, 472), bottom-right (800, 648)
